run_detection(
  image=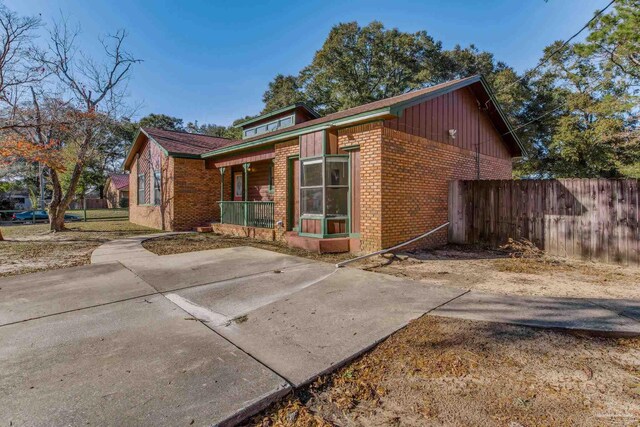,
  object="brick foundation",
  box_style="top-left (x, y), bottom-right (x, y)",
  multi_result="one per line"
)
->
top-left (211, 223), bottom-right (275, 241)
